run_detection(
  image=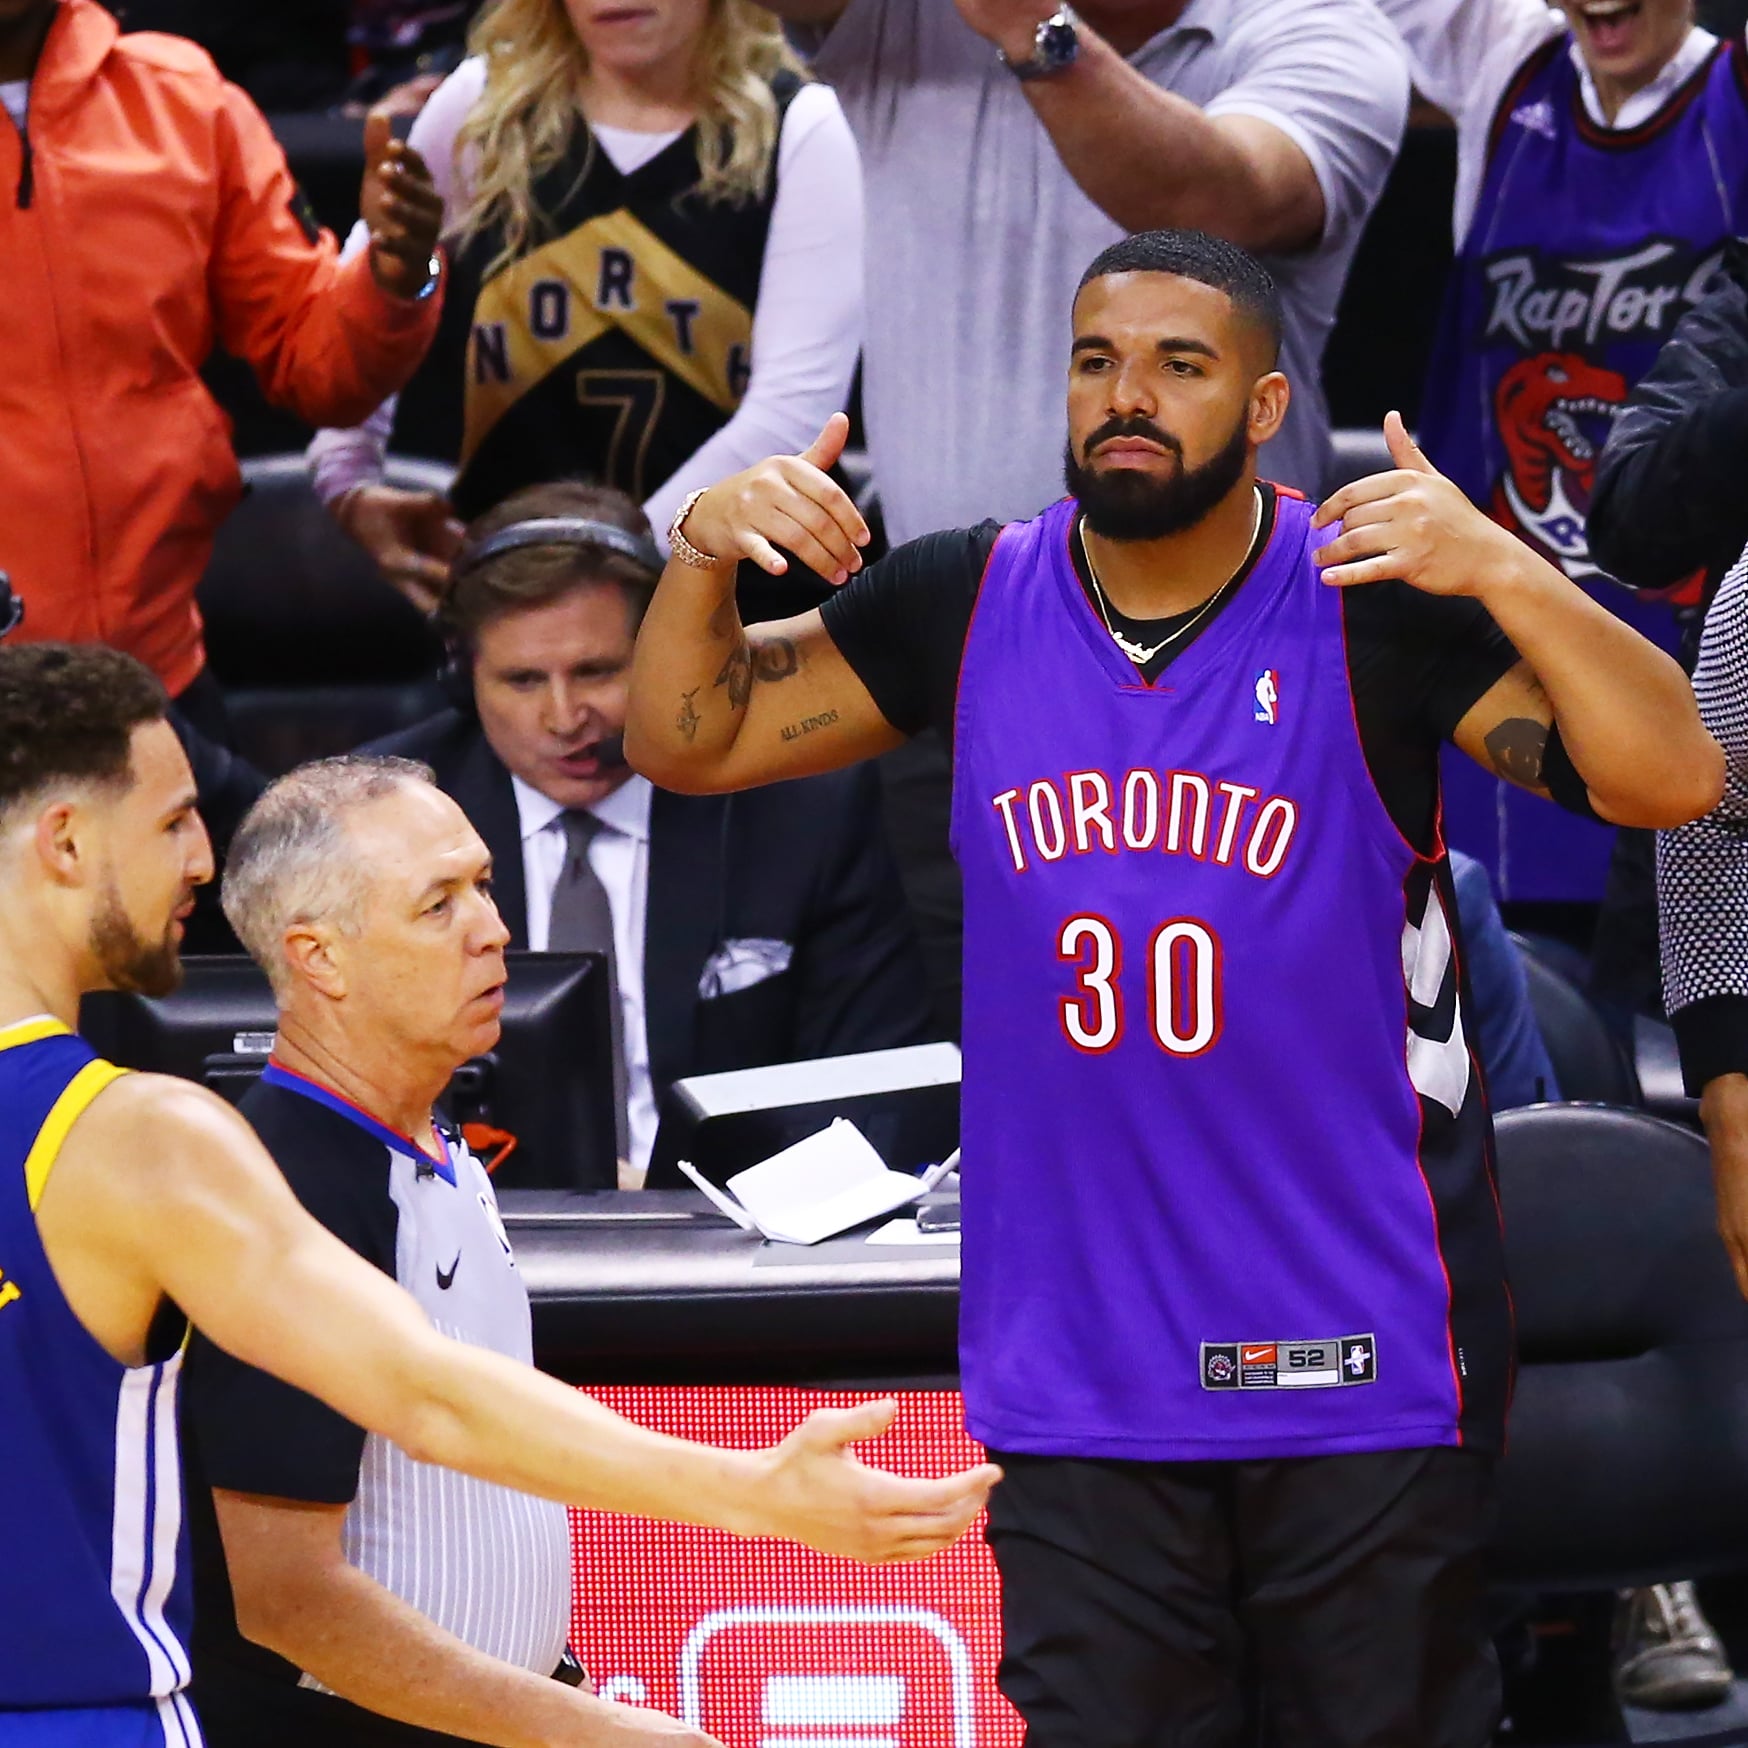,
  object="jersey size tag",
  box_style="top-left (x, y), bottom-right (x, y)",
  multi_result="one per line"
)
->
top-left (1201, 1335), bottom-right (1377, 1391)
